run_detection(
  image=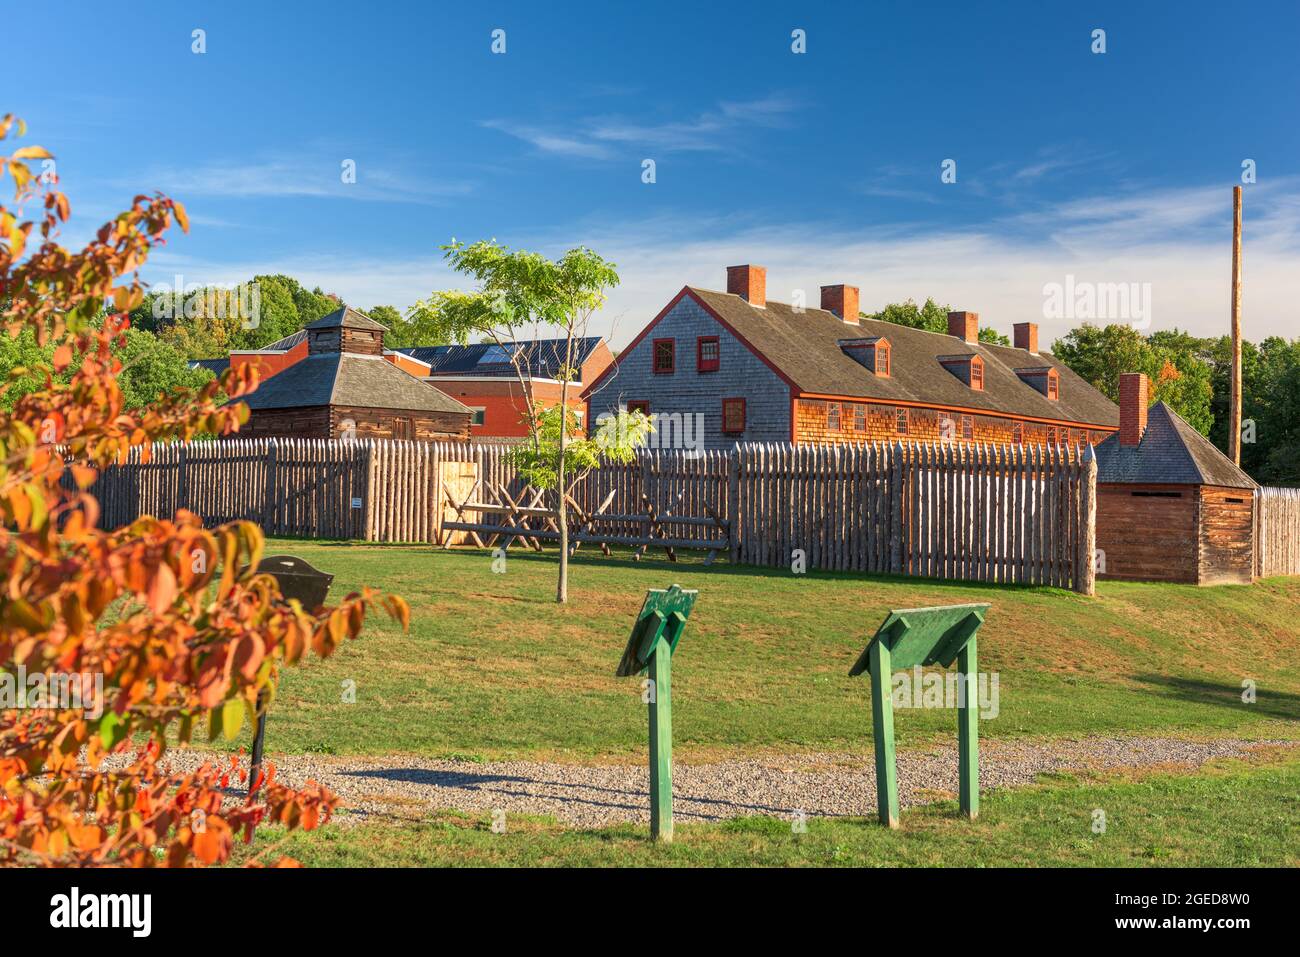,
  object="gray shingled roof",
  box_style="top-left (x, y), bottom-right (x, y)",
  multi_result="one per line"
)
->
top-left (239, 353), bottom-right (472, 415)
top-left (305, 305), bottom-right (389, 332)
top-left (1094, 402), bottom-right (1256, 489)
top-left (688, 288), bottom-right (1119, 427)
